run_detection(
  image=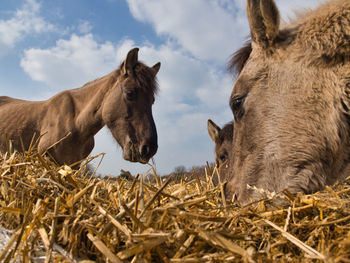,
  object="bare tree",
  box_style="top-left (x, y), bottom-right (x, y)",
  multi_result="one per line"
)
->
top-left (173, 165), bottom-right (186, 174)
